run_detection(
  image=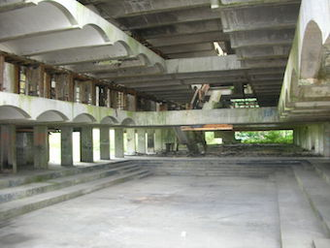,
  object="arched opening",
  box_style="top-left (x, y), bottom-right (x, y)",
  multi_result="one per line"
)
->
top-left (300, 21), bottom-right (323, 79)
top-left (0, 105), bottom-right (30, 120)
top-left (100, 116), bottom-right (119, 125)
top-left (73, 113), bottom-right (96, 123)
top-left (37, 110), bottom-right (68, 122)
top-left (121, 118), bottom-right (136, 126)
